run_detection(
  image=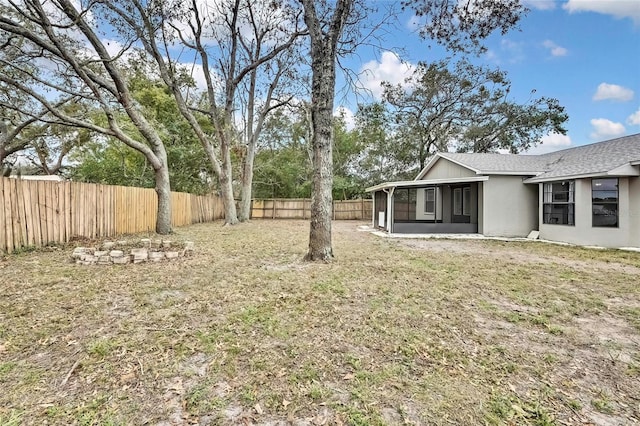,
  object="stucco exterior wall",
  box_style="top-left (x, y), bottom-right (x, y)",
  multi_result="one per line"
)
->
top-left (482, 176), bottom-right (538, 237)
top-left (538, 177), bottom-right (638, 248)
top-left (415, 187), bottom-right (443, 221)
top-left (422, 158), bottom-right (476, 180)
top-left (478, 182), bottom-right (484, 234)
top-left (630, 178), bottom-right (640, 247)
